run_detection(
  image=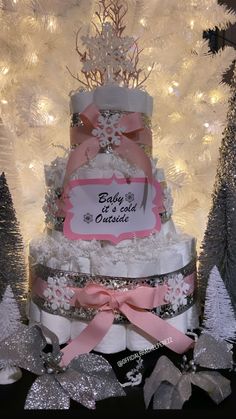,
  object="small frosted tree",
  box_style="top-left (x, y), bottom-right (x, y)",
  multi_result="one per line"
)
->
top-left (202, 266), bottom-right (236, 342)
top-left (0, 286), bottom-right (22, 384)
top-left (0, 172), bottom-right (27, 318)
top-left (0, 285), bottom-right (21, 342)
